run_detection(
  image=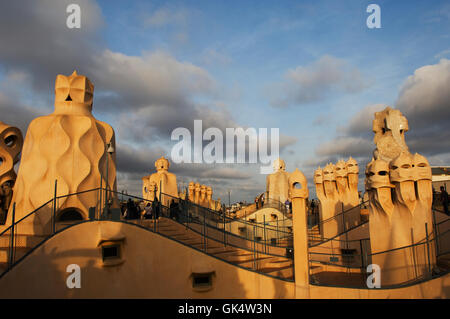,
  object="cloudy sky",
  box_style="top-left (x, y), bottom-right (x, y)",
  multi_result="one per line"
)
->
top-left (1, 0), bottom-right (449, 203)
